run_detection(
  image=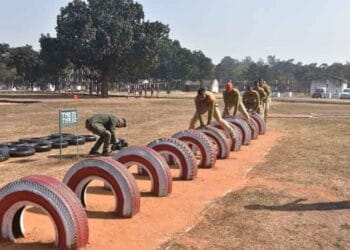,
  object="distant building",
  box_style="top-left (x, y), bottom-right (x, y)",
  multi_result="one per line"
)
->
top-left (310, 75), bottom-right (348, 97)
top-left (183, 79), bottom-right (220, 93)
